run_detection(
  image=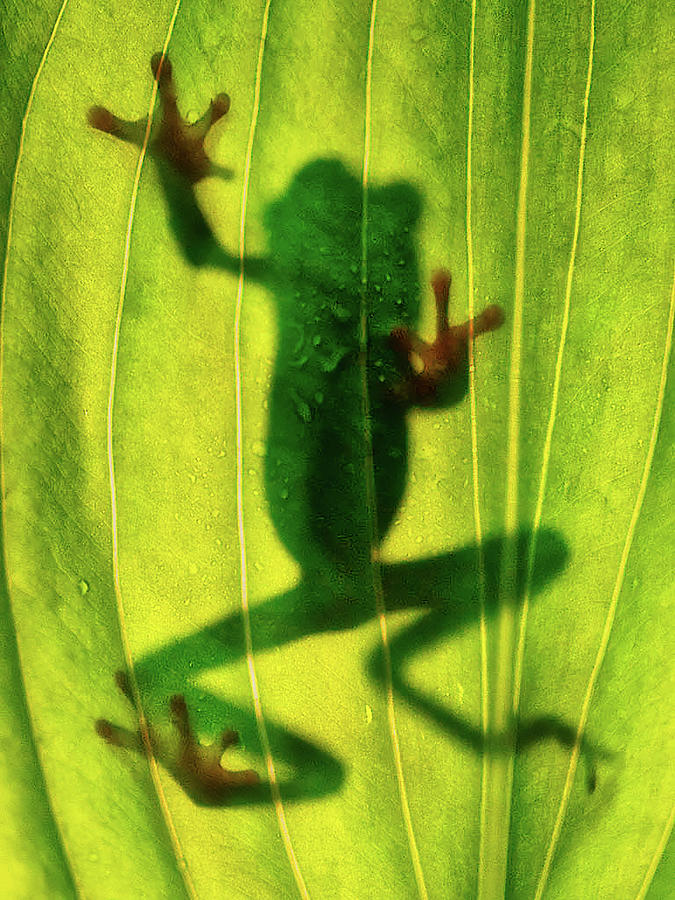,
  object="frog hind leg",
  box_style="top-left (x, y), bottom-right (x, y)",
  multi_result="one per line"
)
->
top-left (94, 669), bottom-right (156, 754)
top-left (95, 670), bottom-right (260, 805)
top-left (167, 694), bottom-right (260, 805)
top-left (517, 714), bottom-right (611, 794)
